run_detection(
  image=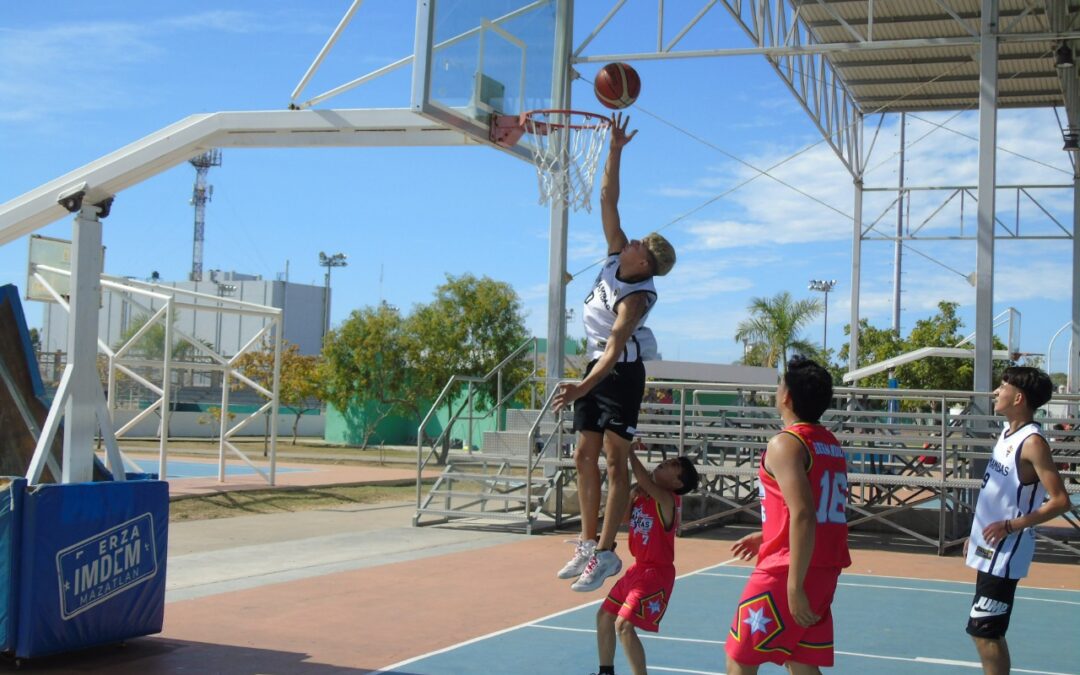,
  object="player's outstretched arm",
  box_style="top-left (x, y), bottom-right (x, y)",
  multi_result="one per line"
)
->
top-left (599, 112), bottom-right (636, 254)
top-left (629, 449), bottom-right (675, 522)
top-left (766, 433), bottom-right (820, 628)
